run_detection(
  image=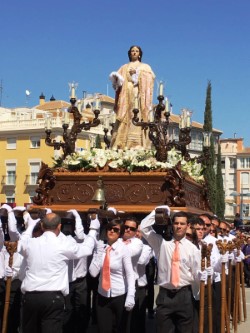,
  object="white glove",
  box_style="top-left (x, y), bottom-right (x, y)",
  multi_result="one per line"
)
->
top-left (228, 252), bottom-right (234, 261)
top-left (125, 295), bottom-right (135, 311)
top-left (107, 207), bottom-right (117, 215)
top-left (90, 218), bottom-right (100, 230)
top-left (13, 206), bottom-right (26, 212)
top-left (44, 208), bottom-right (52, 214)
top-left (67, 209), bottom-right (80, 219)
top-left (1, 204), bottom-right (12, 212)
top-left (206, 266), bottom-right (214, 277)
top-left (198, 270), bottom-right (208, 282)
top-left (23, 212), bottom-right (31, 226)
top-left (221, 253), bottom-right (228, 263)
top-left (5, 266), bottom-right (13, 278)
top-left (236, 256), bottom-right (241, 263)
